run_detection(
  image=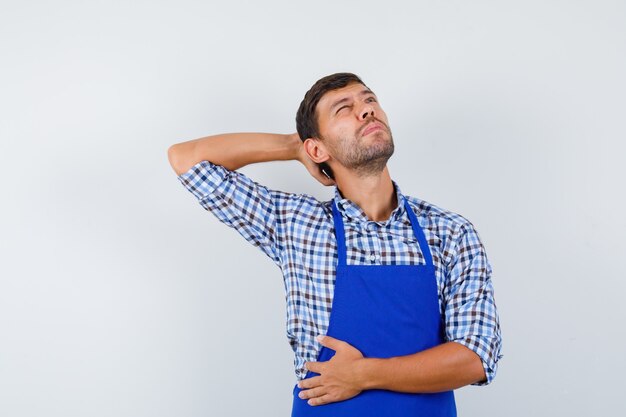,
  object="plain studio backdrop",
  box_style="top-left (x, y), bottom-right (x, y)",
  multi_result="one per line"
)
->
top-left (1, 1), bottom-right (624, 416)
